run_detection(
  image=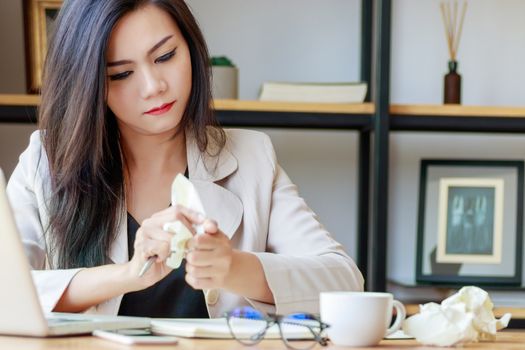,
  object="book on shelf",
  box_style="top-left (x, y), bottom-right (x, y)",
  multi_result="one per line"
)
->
top-left (259, 81), bottom-right (367, 104)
